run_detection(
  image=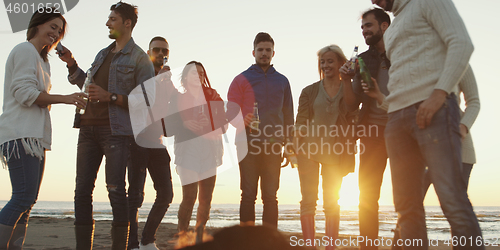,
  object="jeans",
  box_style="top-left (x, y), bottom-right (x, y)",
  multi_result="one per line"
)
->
top-left (0, 140), bottom-right (45, 226)
top-left (74, 126), bottom-right (131, 226)
top-left (385, 95), bottom-right (484, 249)
top-left (128, 142), bottom-right (173, 248)
top-left (358, 127), bottom-right (388, 250)
top-left (297, 155), bottom-right (343, 217)
top-left (461, 163), bottom-right (473, 189)
top-left (239, 140), bottom-right (282, 228)
top-left (393, 163), bottom-right (475, 250)
top-left (177, 176), bottom-right (216, 232)
top-left (423, 163), bottom-right (474, 196)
